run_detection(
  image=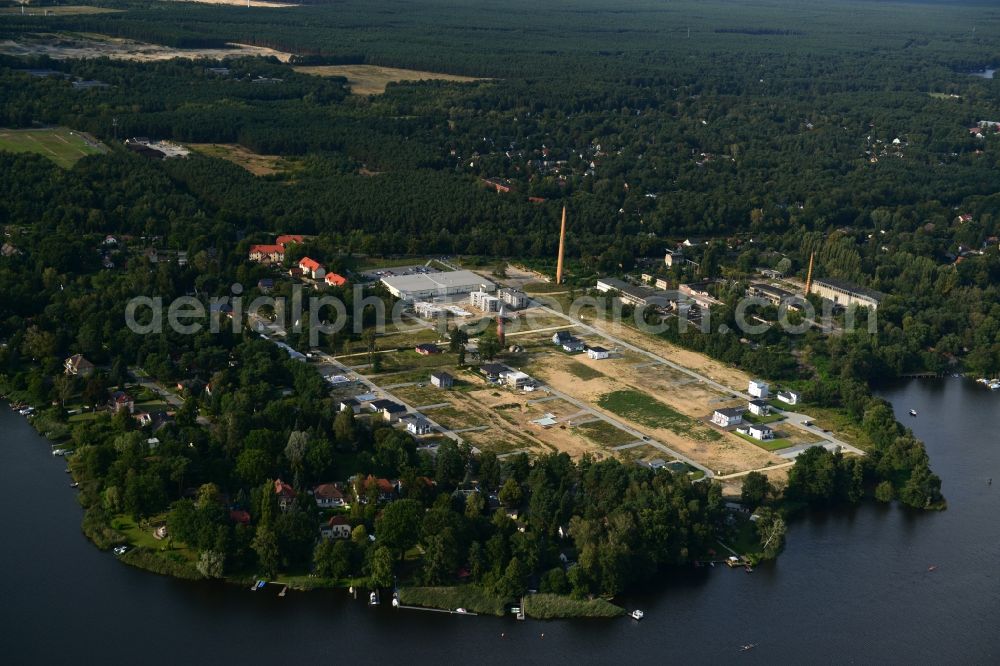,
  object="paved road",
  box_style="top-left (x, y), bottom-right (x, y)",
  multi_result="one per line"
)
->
top-left (309, 349), bottom-right (464, 446)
